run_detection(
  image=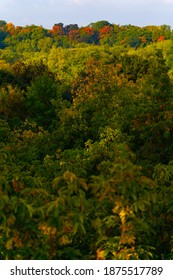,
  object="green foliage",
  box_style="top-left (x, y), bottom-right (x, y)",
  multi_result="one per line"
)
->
top-left (0, 85), bottom-right (26, 124)
top-left (26, 74), bottom-right (58, 127)
top-left (0, 20), bottom-right (172, 53)
top-left (0, 19), bottom-right (173, 260)
top-left (11, 60), bottom-right (53, 89)
top-left (89, 21), bottom-right (113, 31)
